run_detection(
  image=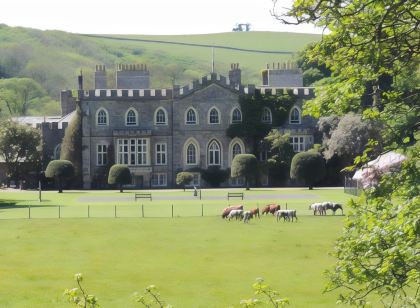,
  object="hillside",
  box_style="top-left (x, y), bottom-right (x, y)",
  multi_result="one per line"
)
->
top-left (0, 24), bottom-right (320, 115)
